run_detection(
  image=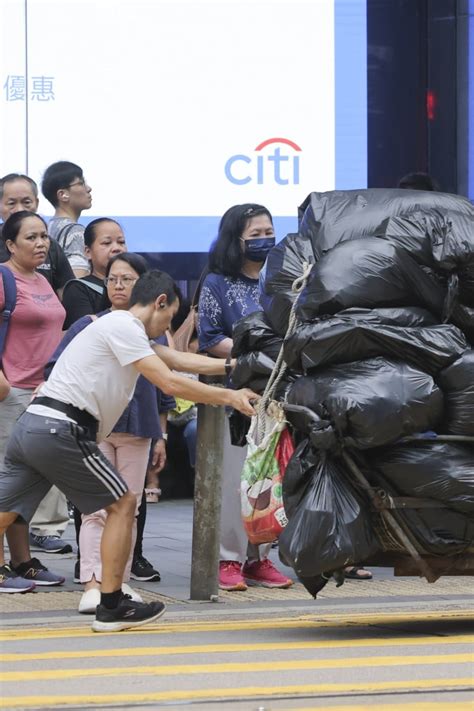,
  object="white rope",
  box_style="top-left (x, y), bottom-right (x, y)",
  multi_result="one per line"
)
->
top-left (256, 261), bottom-right (313, 442)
